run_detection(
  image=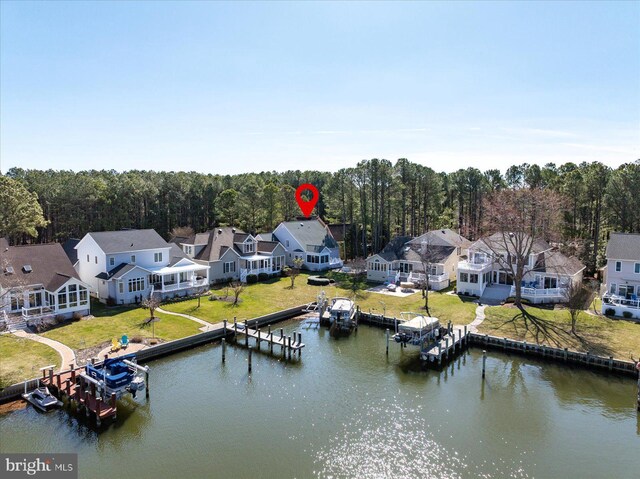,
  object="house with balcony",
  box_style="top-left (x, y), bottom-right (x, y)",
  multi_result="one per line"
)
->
top-left (74, 229), bottom-right (209, 304)
top-left (176, 227), bottom-right (286, 283)
top-left (366, 229), bottom-right (470, 290)
top-left (272, 218), bottom-right (343, 271)
top-left (457, 233), bottom-right (585, 304)
top-left (601, 232), bottom-right (640, 319)
top-left (0, 238), bottom-right (90, 328)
